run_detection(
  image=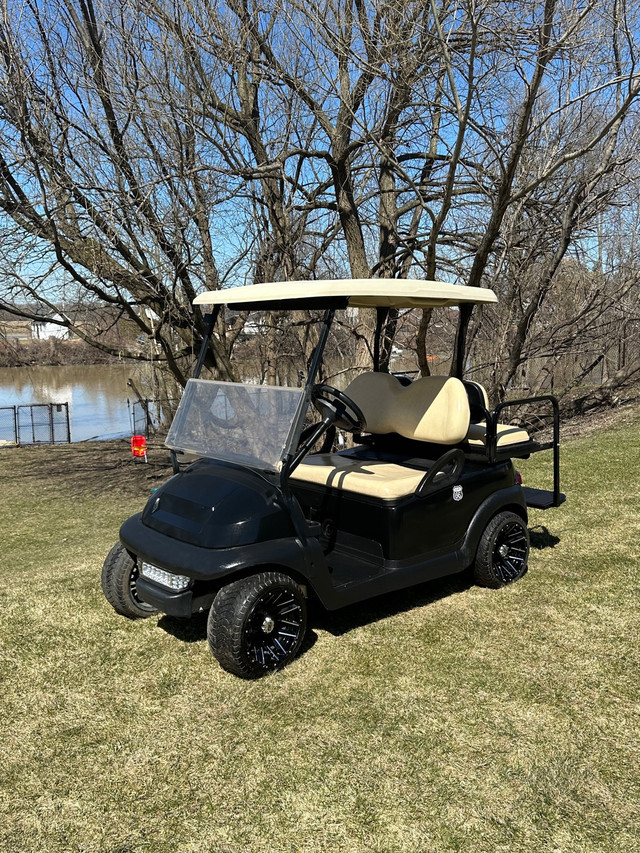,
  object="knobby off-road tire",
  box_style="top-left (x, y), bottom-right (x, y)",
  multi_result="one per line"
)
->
top-left (101, 542), bottom-right (159, 619)
top-left (208, 571), bottom-right (307, 679)
top-left (473, 511), bottom-right (530, 589)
